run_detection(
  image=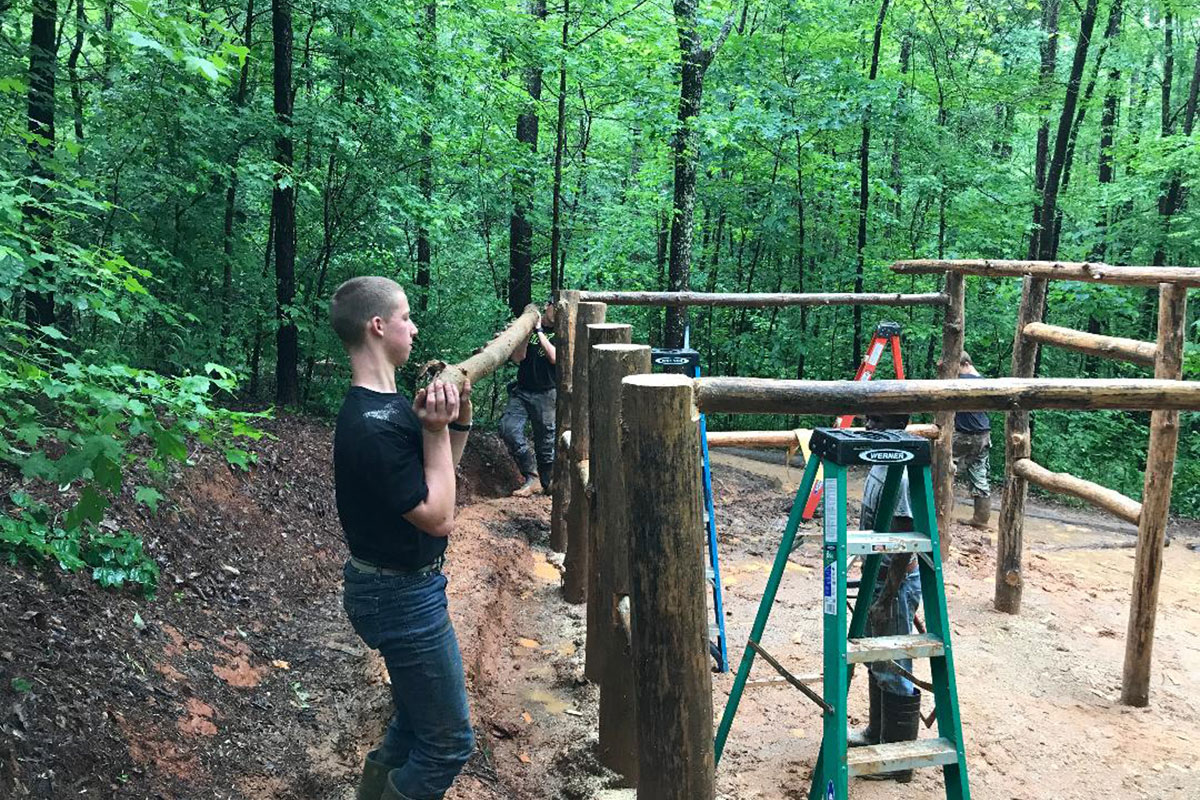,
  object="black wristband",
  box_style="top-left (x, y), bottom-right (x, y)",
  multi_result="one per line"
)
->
top-left (448, 421), bottom-right (472, 432)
